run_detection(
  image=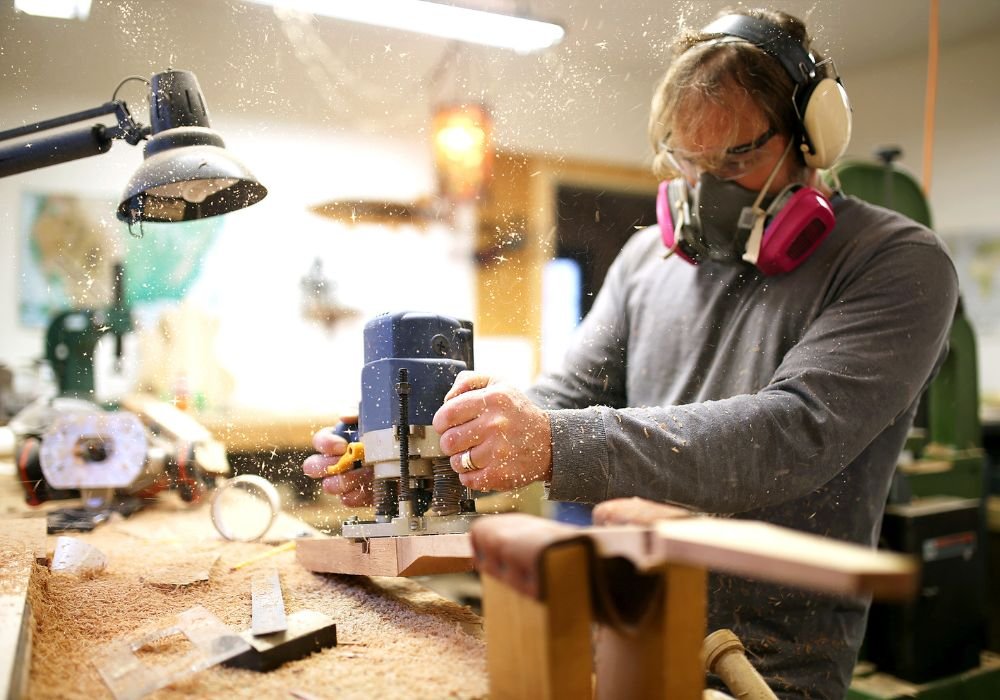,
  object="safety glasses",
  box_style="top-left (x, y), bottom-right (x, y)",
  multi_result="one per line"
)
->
top-left (661, 126), bottom-right (778, 181)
